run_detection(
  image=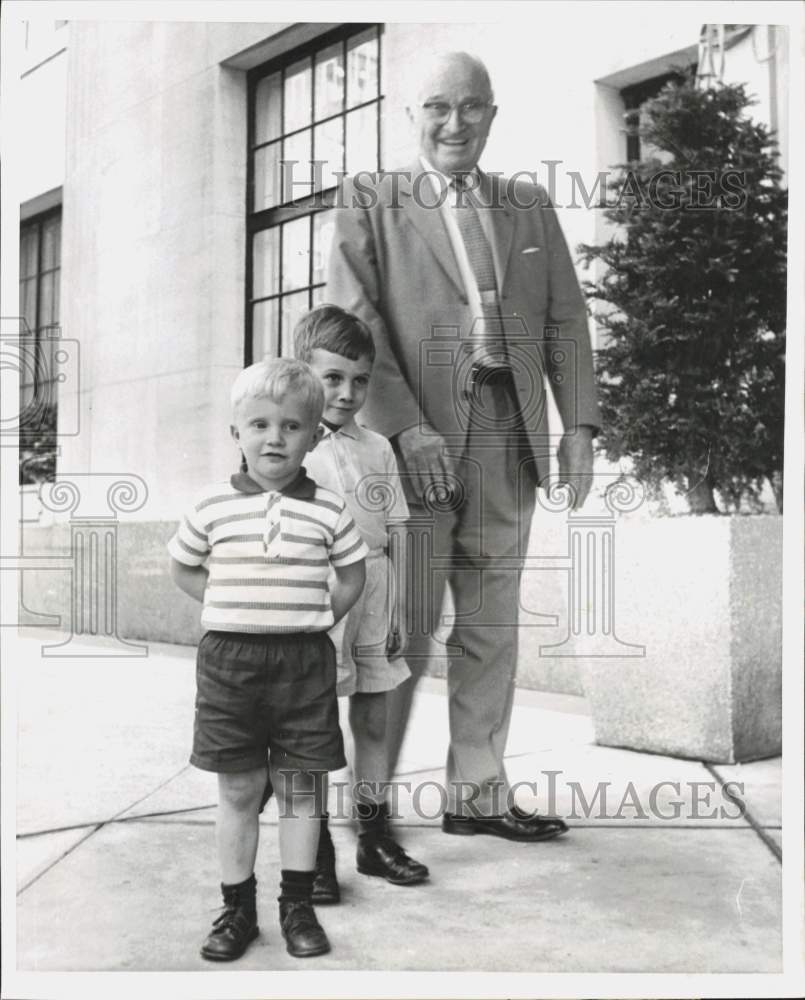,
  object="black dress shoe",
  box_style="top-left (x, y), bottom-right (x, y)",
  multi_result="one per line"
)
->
top-left (279, 900), bottom-right (331, 958)
top-left (442, 809), bottom-right (568, 842)
top-left (356, 834), bottom-right (429, 885)
top-left (200, 901), bottom-right (259, 961)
